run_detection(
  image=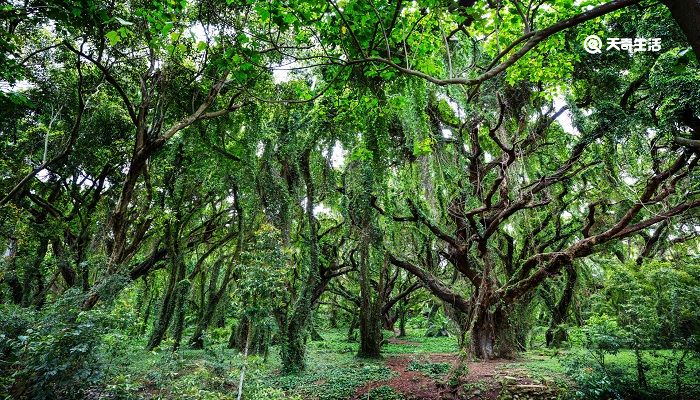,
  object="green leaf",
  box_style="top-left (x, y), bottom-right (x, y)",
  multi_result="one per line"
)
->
top-left (283, 12), bottom-right (297, 25)
top-left (106, 30), bottom-right (121, 46)
top-left (161, 21), bottom-right (173, 35)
